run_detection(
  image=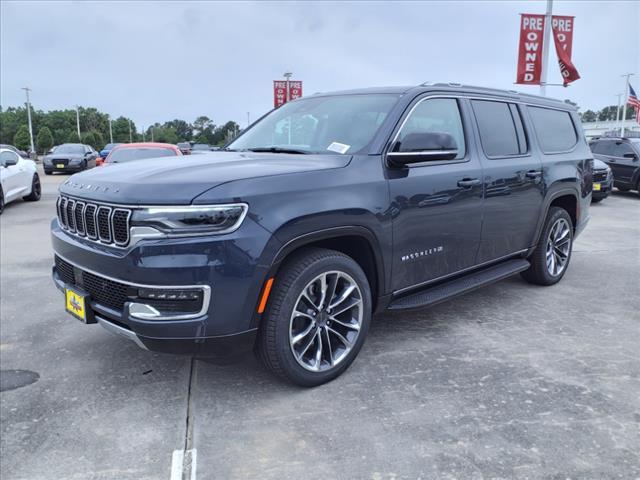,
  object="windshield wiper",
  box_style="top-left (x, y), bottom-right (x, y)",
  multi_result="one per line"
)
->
top-left (247, 147), bottom-right (310, 154)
